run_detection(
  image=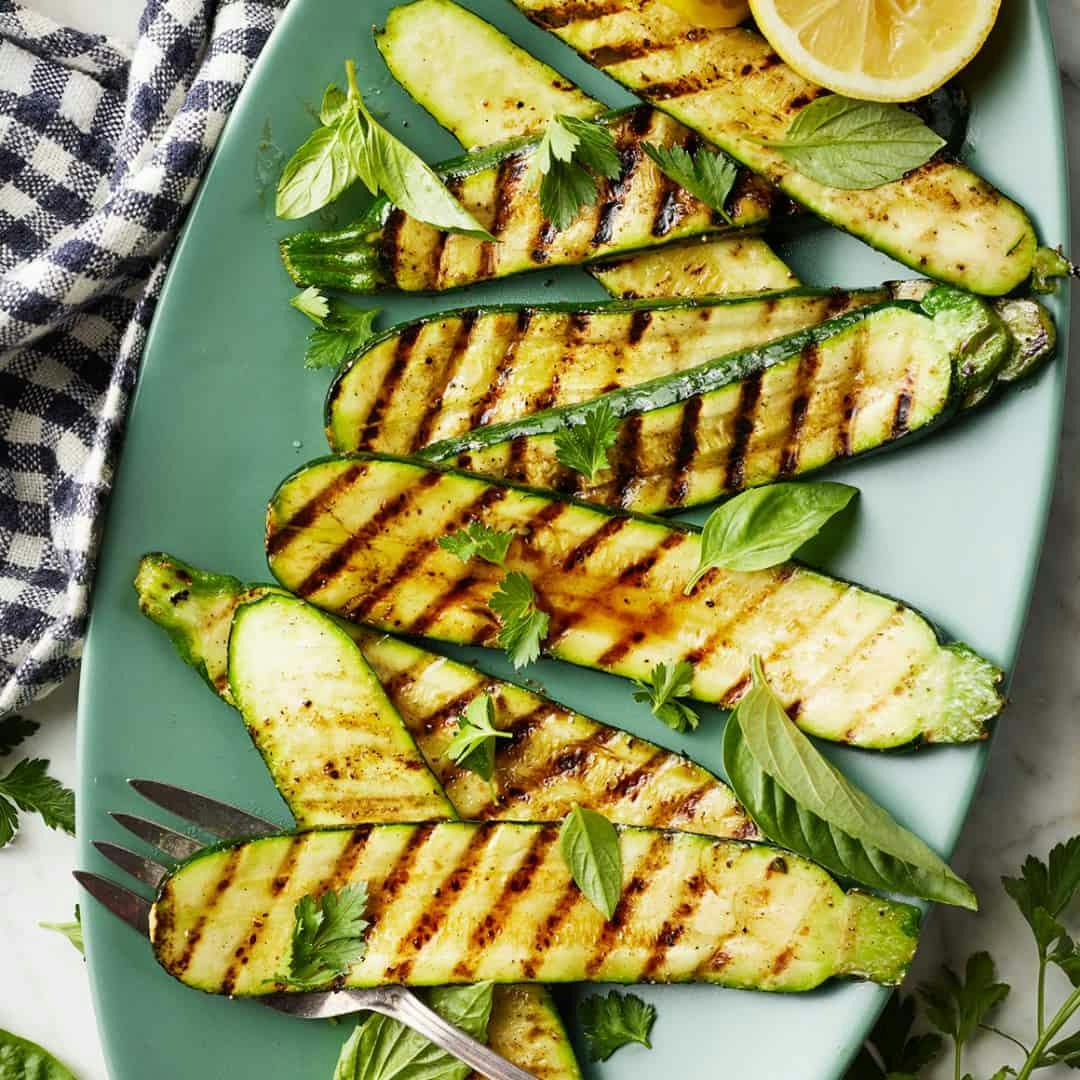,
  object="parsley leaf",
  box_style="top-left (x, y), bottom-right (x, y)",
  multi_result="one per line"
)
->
top-left (846, 993), bottom-right (942, 1079)
top-left (0, 715), bottom-right (38, 757)
top-left (642, 143), bottom-right (740, 222)
top-left (559, 803), bottom-right (622, 920)
top-left (273, 883), bottom-right (370, 989)
top-left (289, 286), bottom-right (330, 325)
top-left (278, 61), bottom-right (492, 239)
top-left (444, 693), bottom-right (511, 783)
top-left (579, 990), bottom-right (656, 1061)
top-left (919, 952), bottom-right (1010, 1055)
top-left (1003, 837), bottom-right (1080, 934)
top-left (437, 522), bottom-right (515, 566)
top-left (554, 400), bottom-right (619, 481)
top-left (531, 114), bottom-right (621, 230)
top-left (632, 660), bottom-right (699, 733)
top-left (40, 906), bottom-right (83, 956)
top-left (0, 759), bottom-right (75, 848)
top-left (332, 983), bottom-right (493, 1080)
top-left (489, 572), bottom-right (549, 669)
